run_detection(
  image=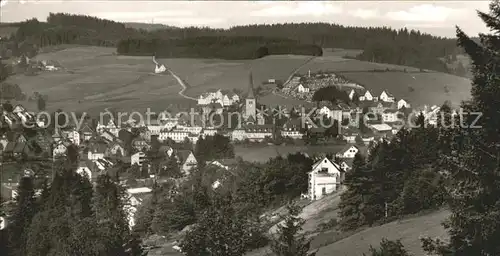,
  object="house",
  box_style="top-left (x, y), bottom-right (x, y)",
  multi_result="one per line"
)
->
top-left (281, 118), bottom-right (304, 139)
top-left (79, 124), bottom-right (95, 141)
top-left (125, 187), bottom-right (152, 229)
top-left (107, 142), bottom-right (126, 157)
top-left (397, 99), bottom-right (410, 109)
top-left (379, 91), bottom-right (395, 102)
top-left (87, 143), bottom-right (106, 160)
top-left (177, 150), bottom-right (197, 175)
top-left (101, 129), bottom-right (117, 142)
top-left (132, 138), bottom-right (150, 152)
top-left (308, 157), bottom-right (344, 201)
top-left (63, 130), bottom-right (80, 146)
top-left (348, 89), bottom-right (356, 101)
top-left (76, 161), bottom-right (93, 181)
top-left (341, 128), bottom-right (359, 144)
top-left (297, 84), bottom-right (310, 93)
top-left (131, 152), bottom-right (146, 166)
top-left (382, 109), bottom-right (400, 123)
top-left (335, 145), bottom-right (359, 159)
top-left (359, 90), bottom-right (373, 101)
top-left (340, 159), bottom-right (354, 171)
top-left (244, 125), bottom-right (273, 142)
top-left (370, 123), bottom-right (393, 136)
top-left (52, 142), bottom-right (68, 159)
